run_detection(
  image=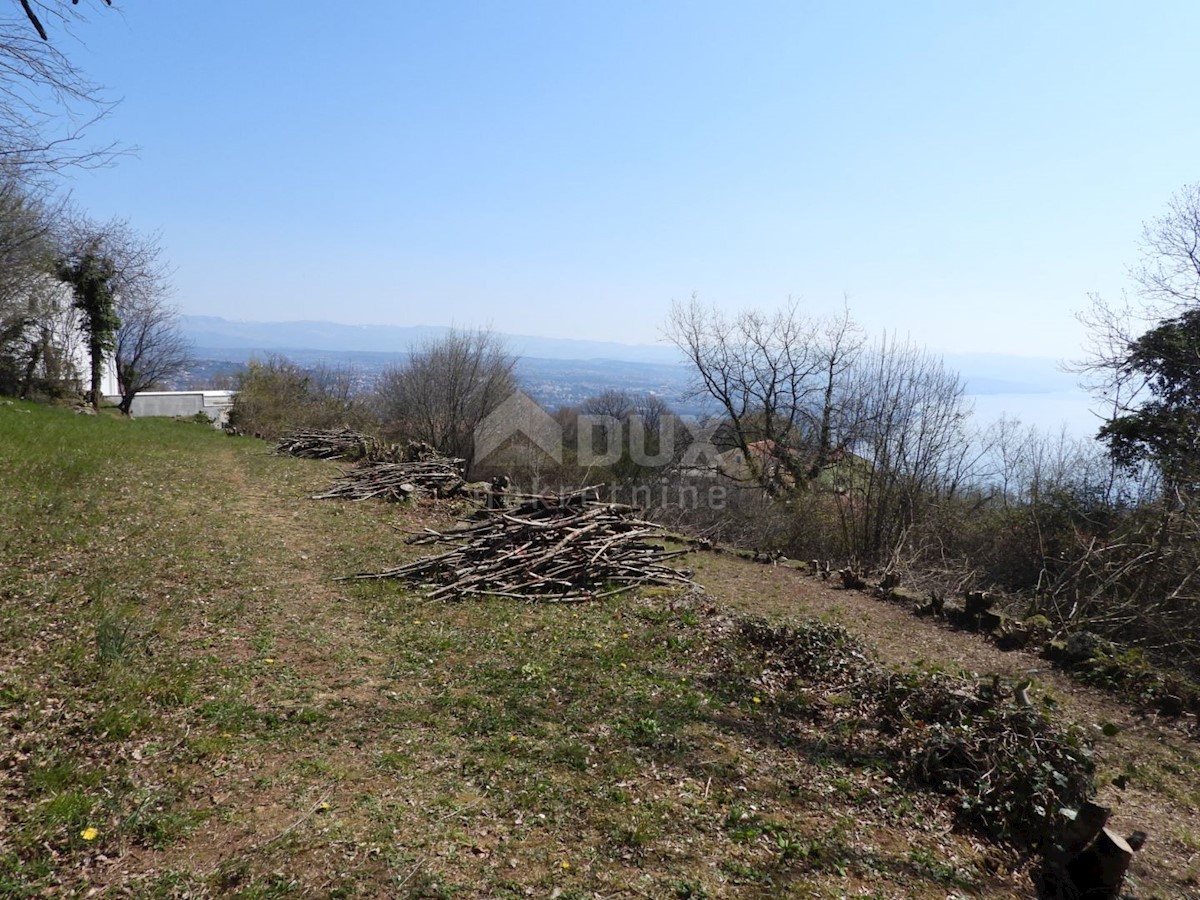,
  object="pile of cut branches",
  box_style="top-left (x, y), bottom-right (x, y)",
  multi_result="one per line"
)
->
top-left (311, 457), bottom-right (465, 503)
top-left (275, 427), bottom-right (388, 462)
top-left (347, 487), bottom-right (695, 601)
